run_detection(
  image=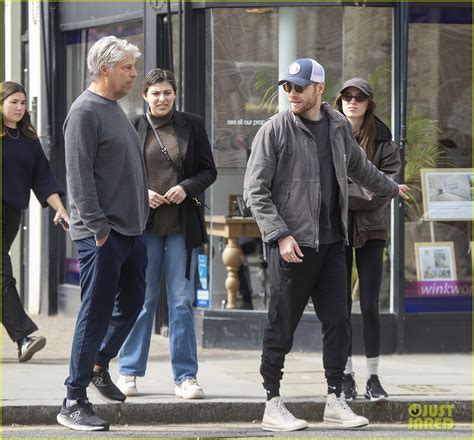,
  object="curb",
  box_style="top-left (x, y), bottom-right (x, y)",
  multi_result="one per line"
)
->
top-left (3, 400), bottom-right (471, 426)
